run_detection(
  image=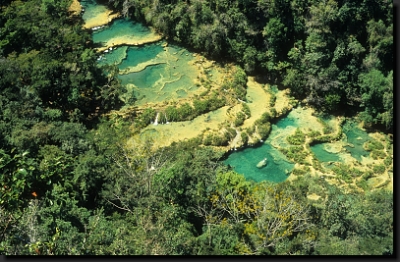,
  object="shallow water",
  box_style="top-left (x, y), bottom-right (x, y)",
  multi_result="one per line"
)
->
top-left (97, 46), bottom-right (128, 66)
top-left (310, 143), bottom-right (341, 162)
top-left (224, 111), bottom-right (299, 183)
top-left (119, 45), bottom-right (164, 70)
top-left (81, 0), bottom-right (108, 23)
top-left (92, 19), bottom-right (155, 45)
top-left (224, 143), bottom-right (294, 183)
top-left (342, 120), bottom-right (370, 162)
